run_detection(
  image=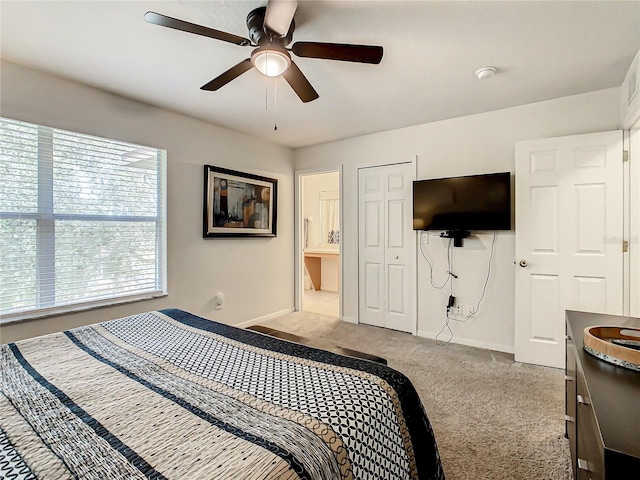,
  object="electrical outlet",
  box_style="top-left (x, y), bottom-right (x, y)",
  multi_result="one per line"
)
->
top-left (215, 292), bottom-right (224, 310)
top-left (453, 305), bottom-right (462, 316)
